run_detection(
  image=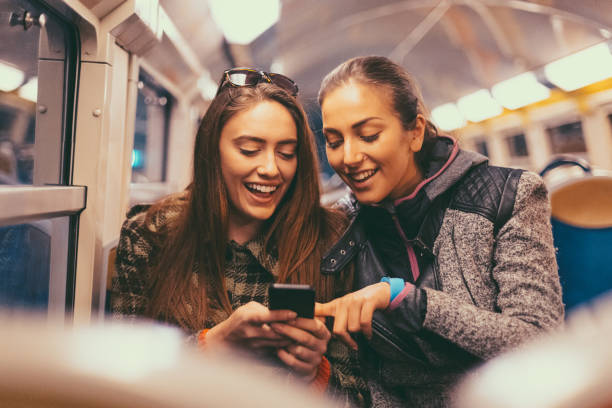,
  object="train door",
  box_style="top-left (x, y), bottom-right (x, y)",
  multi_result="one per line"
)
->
top-left (0, 0), bottom-right (84, 321)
